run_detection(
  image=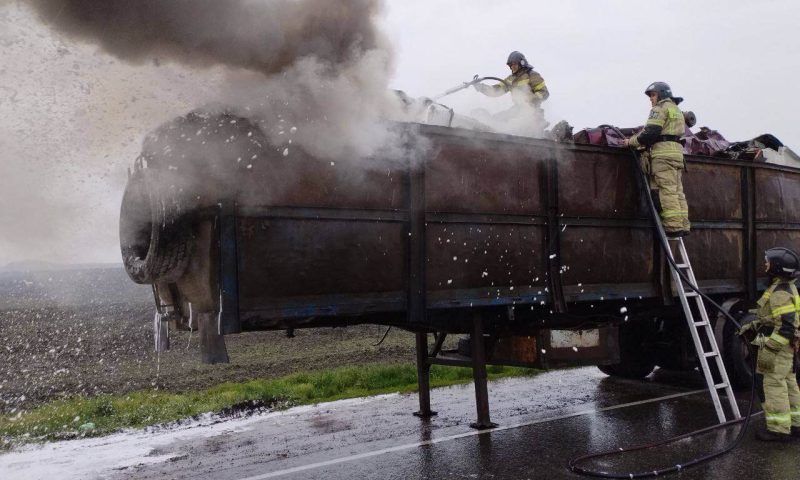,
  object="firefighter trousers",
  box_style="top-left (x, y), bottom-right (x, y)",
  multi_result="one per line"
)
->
top-left (641, 153), bottom-right (690, 233)
top-left (760, 344), bottom-right (800, 434)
